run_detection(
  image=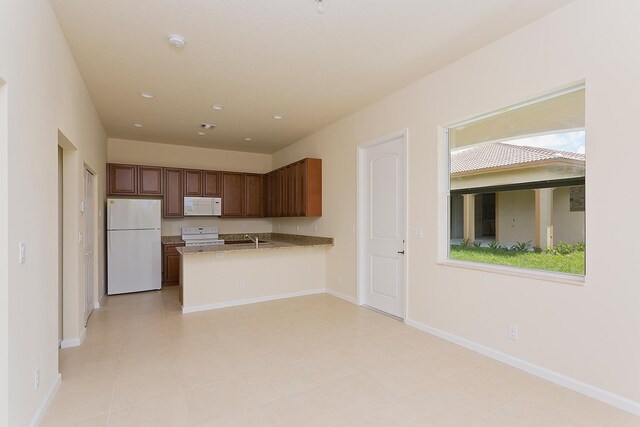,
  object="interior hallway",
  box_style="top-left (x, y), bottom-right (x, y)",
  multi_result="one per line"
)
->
top-left (42, 289), bottom-right (639, 426)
